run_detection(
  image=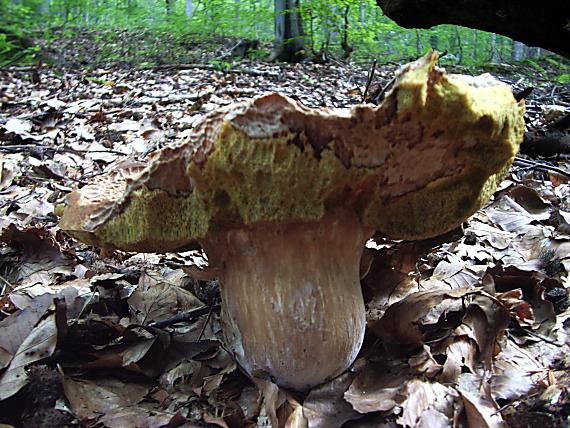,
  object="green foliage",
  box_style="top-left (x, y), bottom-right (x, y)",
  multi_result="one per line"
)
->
top-left (1, 0), bottom-right (566, 68)
top-left (84, 76), bottom-right (113, 85)
top-left (208, 59), bottom-right (233, 71)
top-left (0, 0), bottom-right (39, 65)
